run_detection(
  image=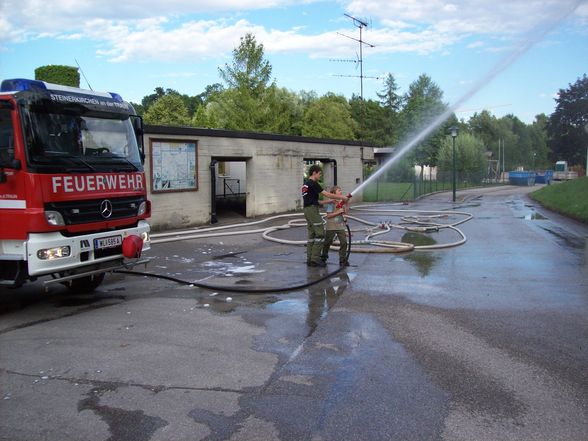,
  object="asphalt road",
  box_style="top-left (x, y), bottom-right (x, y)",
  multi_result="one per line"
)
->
top-left (1, 185), bottom-right (587, 441)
